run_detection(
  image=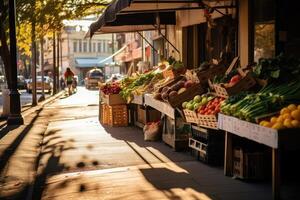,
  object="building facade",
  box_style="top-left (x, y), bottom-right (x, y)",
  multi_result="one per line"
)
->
top-left (43, 21), bottom-right (113, 83)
